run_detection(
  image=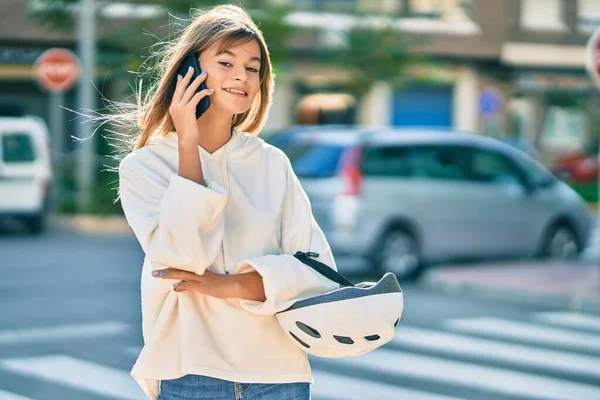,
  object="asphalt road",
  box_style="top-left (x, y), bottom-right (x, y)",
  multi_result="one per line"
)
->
top-left (0, 227), bottom-right (599, 400)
